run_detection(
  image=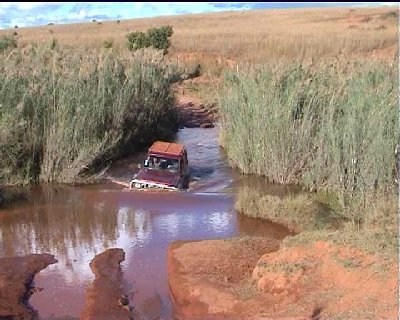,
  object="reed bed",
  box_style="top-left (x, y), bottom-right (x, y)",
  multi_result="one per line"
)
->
top-left (220, 58), bottom-right (398, 225)
top-left (0, 44), bottom-right (180, 185)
